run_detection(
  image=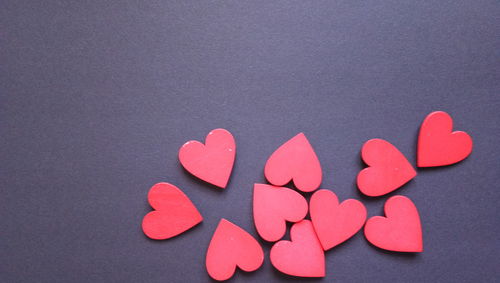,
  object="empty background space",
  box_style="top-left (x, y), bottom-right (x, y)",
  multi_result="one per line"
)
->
top-left (1, 1), bottom-right (499, 282)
